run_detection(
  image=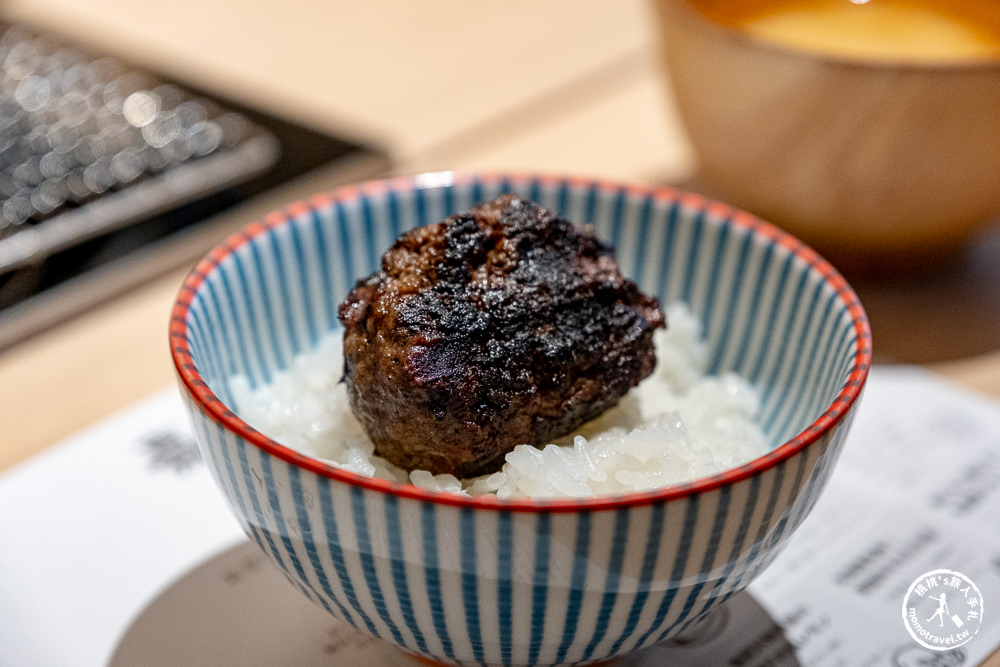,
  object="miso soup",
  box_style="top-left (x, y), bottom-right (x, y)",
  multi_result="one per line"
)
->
top-left (691, 0), bottom-right (1000, 62)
